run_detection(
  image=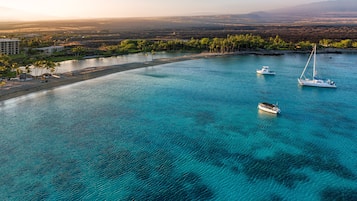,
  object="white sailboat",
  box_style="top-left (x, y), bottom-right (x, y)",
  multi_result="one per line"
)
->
top-left (297, 44), bottom-right (336, 88)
